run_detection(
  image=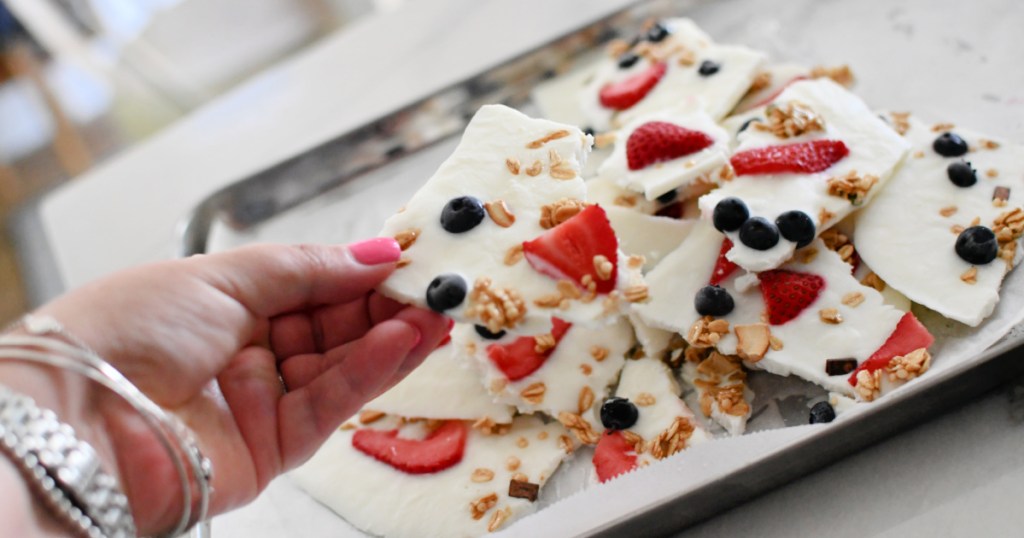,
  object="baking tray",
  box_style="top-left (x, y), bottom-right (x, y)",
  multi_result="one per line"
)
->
top-left (176, 0), bottom-right (1024, 534)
